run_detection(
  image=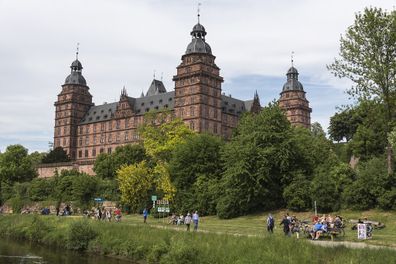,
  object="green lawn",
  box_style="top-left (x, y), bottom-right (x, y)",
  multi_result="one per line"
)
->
top-left (121, 209), bottom-right (396, 247)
